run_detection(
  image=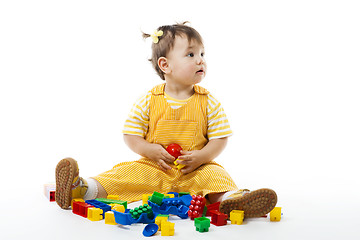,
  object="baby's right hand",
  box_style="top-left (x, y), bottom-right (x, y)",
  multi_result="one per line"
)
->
top-left (145, 143), bottom-right (175, 171)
